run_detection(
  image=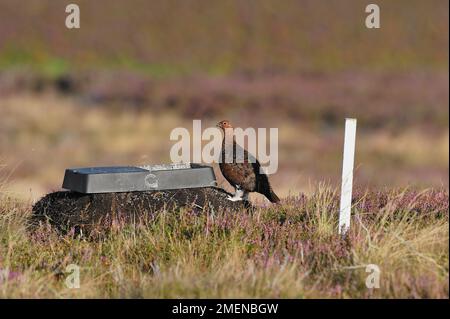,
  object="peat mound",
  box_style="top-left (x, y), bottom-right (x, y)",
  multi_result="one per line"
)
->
top-left (31, 187), bottom-right (250, 235)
